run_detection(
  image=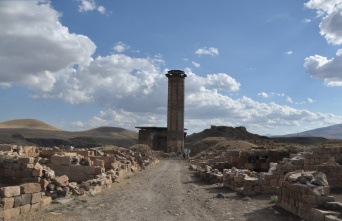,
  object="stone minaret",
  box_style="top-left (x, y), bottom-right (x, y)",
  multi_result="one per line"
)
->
top-left (165, 70), bottom-right (187, 152)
